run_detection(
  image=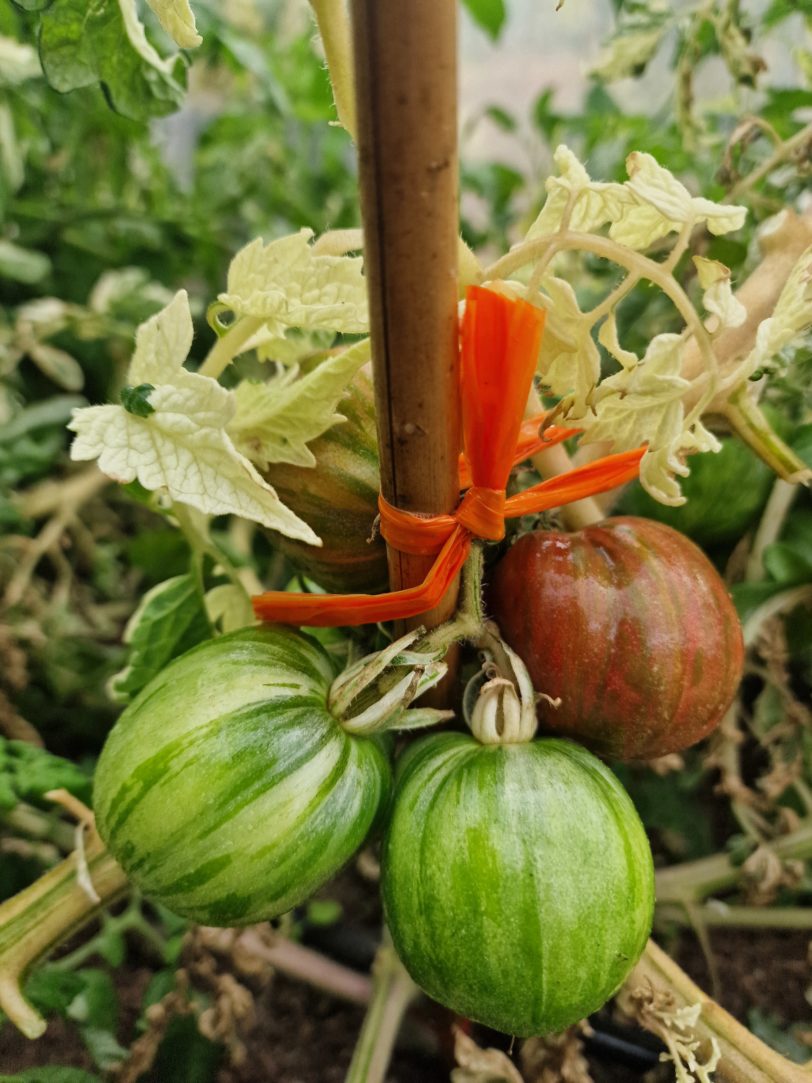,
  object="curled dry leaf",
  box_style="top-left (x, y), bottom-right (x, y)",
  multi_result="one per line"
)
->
top-left (451, 1027), bottom-right (524, 1083)
top-left (521, 1026), bottom-right (594, 1083)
